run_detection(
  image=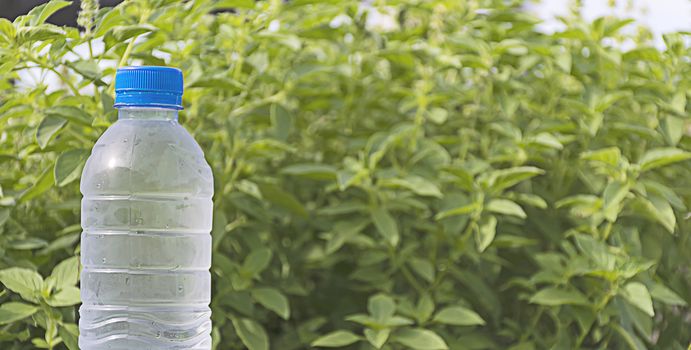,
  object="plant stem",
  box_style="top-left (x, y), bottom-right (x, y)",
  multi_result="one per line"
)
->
top-left (48, 67), bottom-right (81, 96)
top-left (574, 322), bottom-right (593, 348)
top-left (520, 307), bottom-right (544, 341)
top-left (401, 264), bottom-right (425, 295)
top-left (46, 315), bottom-right (54, 350)
top-left (109, 34), bottom-right (140, 93)
top-left (602, 220), bottom-right (614, 240)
